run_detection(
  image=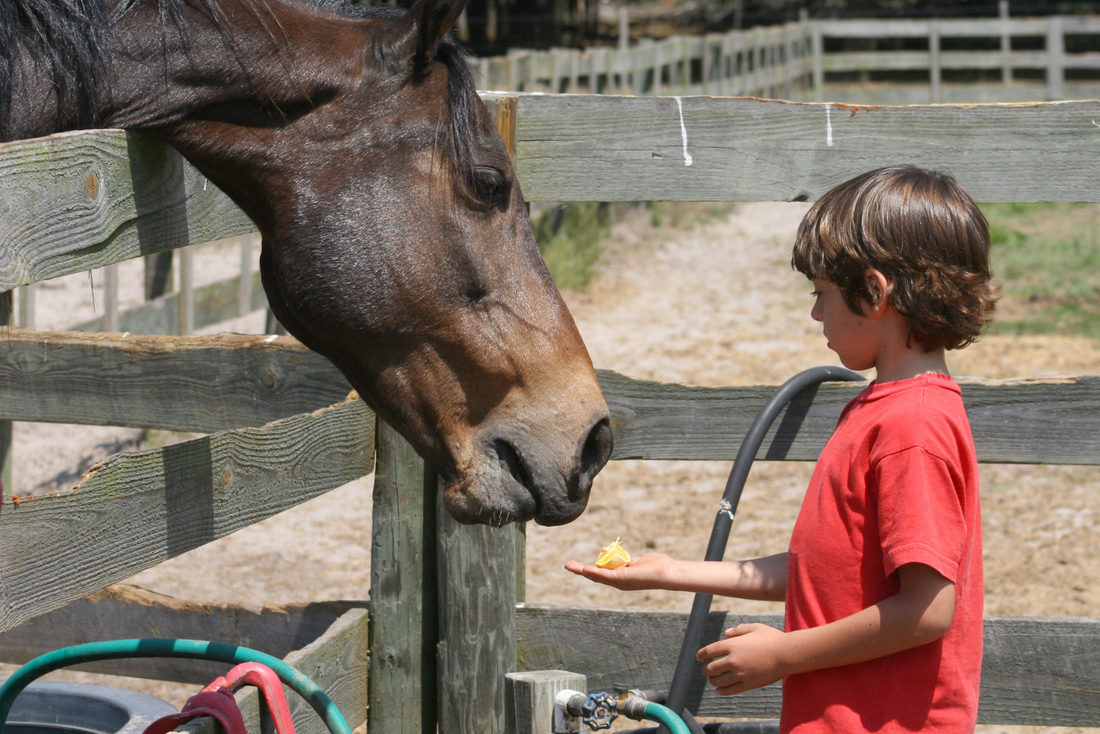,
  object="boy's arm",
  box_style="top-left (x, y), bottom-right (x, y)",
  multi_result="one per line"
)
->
top-left (564, 552), bottom-right (788, 601)
top-left (697, 562), bottom-right (955, 695)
